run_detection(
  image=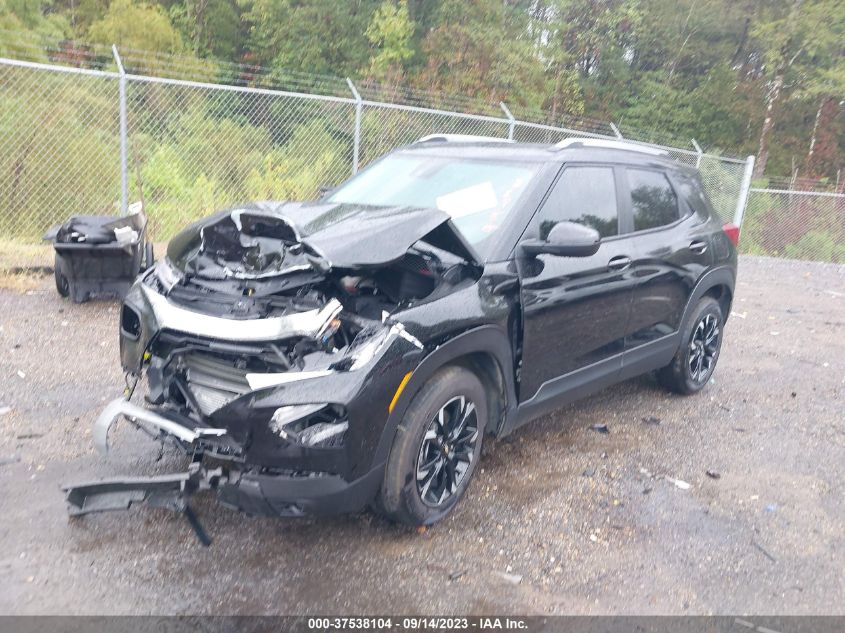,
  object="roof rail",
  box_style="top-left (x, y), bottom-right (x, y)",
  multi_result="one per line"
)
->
top-left (415, 134), bottom-right (514, 144)
top-left (555, 137), bottom-right (668, 156)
